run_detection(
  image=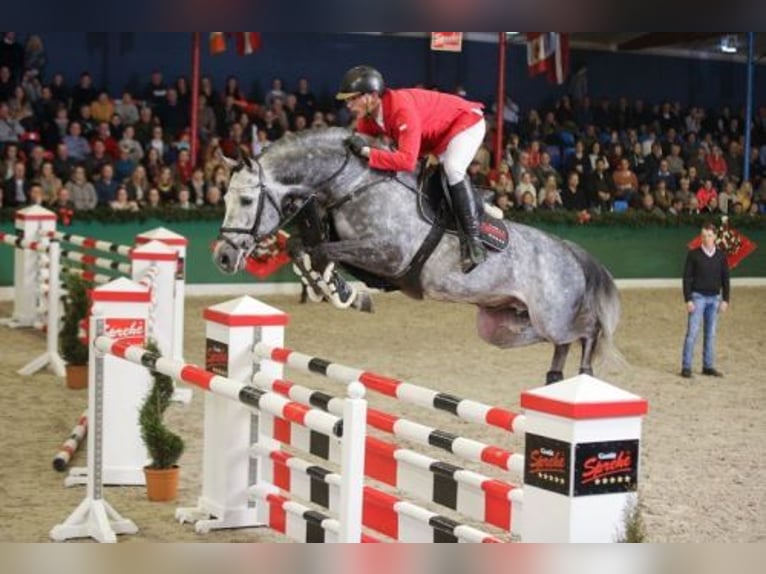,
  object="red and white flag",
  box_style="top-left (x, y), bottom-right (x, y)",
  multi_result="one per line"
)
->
top-left (233, 32), bottom-right (262, 55)
top-left (526, 33), bottom-right (569, 84)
